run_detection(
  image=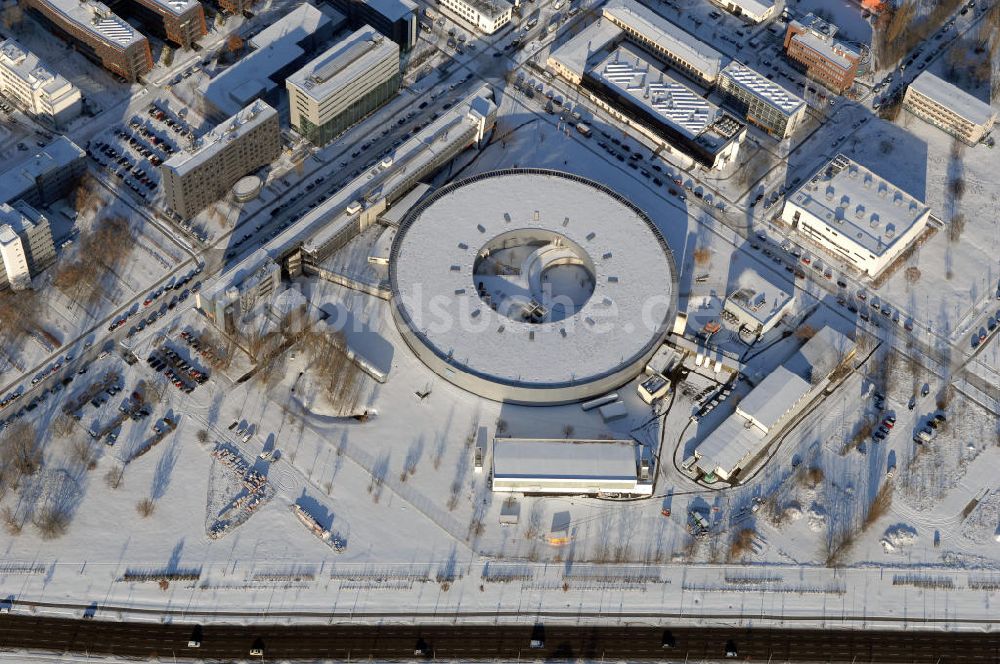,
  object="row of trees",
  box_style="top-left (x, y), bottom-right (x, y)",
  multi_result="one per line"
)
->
top-left (873, 0), bottom-right (966, 69)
